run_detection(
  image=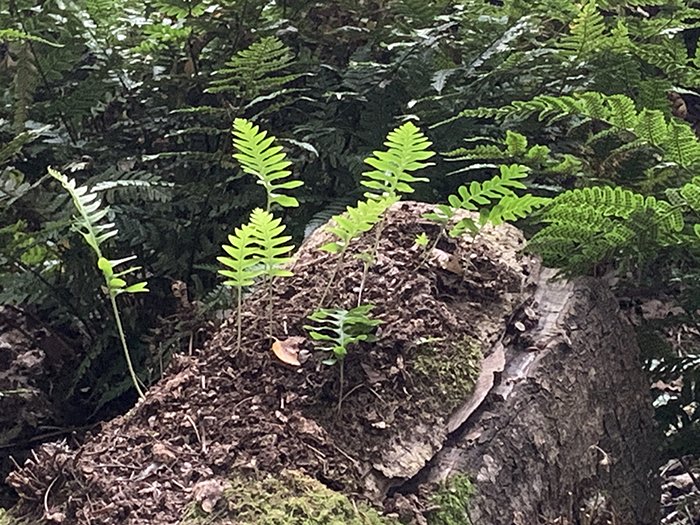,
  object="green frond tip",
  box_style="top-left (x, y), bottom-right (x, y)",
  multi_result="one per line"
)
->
top-left (48, 167), bottom-right (115, 256)
top-left (362, 122), bottom-right (435, 199)
top-left (304, 304), bottom-right (382, 364)
top-left (232, 118), bottom-right (304, 210)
